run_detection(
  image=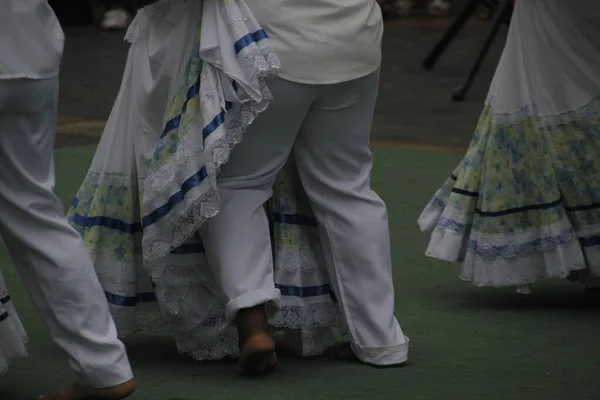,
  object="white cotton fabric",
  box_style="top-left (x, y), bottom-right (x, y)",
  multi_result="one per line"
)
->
top-left (418, 0), bottom-right (600, 292)
top-left (488, 0), bottom-right (600, 118)
top-left (246, 0), bottom-right (384, 84)
top-left (0, 0), bottom-right (64, 80)
top-left (71, 0), bottom-right (340, 359)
